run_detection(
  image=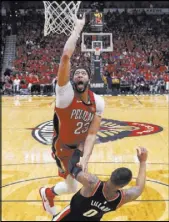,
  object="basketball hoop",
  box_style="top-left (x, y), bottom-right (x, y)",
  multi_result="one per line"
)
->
top-left (43, 1), bottom-right (82, 36)
top-left (95, 47), bottom-right (101, 56)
